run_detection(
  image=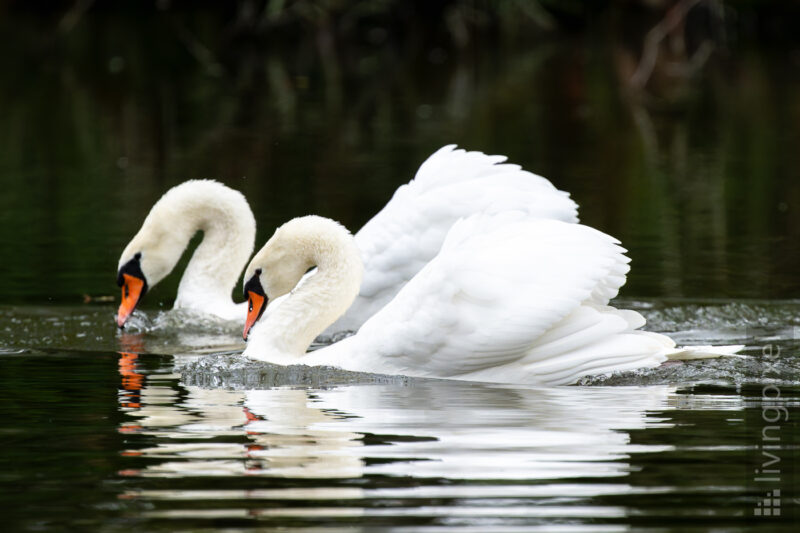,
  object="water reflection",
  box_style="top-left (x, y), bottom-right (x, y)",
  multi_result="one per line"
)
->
top-left (121, 360), bottom-right (781, 527)
top-left (118, 352), bottom-right (143, 409)
top-left (116, 356), bottom-right (707, 524)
